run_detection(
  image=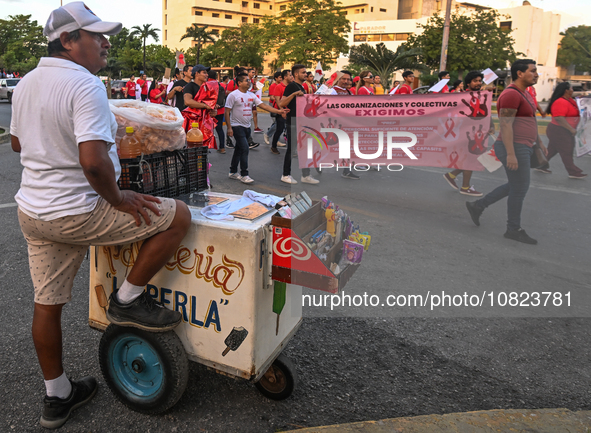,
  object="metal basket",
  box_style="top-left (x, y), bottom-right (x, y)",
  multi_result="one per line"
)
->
top-left (118, 147), bottom-right (208, 198)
